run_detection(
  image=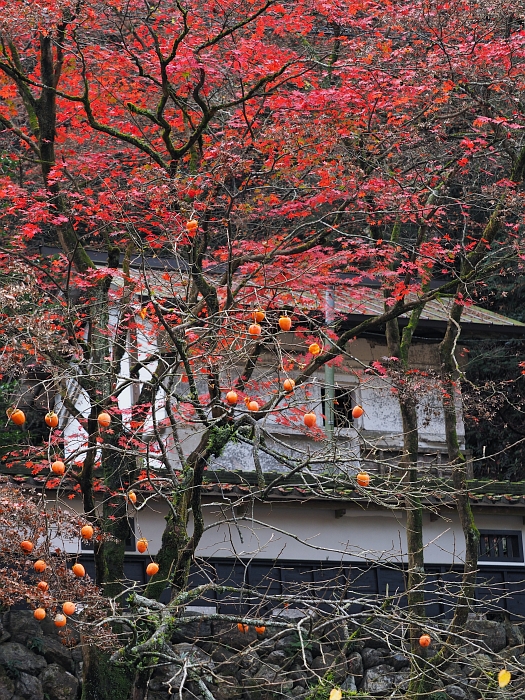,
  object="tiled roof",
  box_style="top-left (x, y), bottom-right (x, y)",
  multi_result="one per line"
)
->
top-left (4, 464), bottom-right (525, 509)
top-left (334, 287), bottom-right (525, 331)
